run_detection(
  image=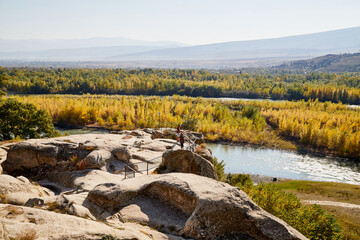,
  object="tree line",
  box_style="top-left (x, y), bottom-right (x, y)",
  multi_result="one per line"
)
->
top-left (11, 94), bottom-right (360, 160)
top-left (1, 67), bottom-right (360, 104)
